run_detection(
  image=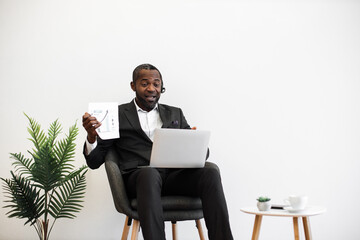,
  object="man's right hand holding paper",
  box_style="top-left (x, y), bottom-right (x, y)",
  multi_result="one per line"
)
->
top-left (82, 112), bottom-right (102, 144)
